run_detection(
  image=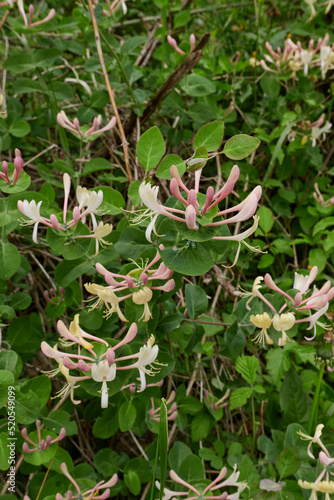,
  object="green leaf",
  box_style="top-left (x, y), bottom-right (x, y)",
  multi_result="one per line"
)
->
top-left (193, 121), bottom-right (224, 151)
top-left (224, 321), bottom-right (246, 359)
top-left (93, 407), bottom-right (119, 438)
top-left (178, 454), bottom-right (204, 480)
top-left (22, 375), bottom-right (51, 408)
top-left (81, 158), bottom-right (114, 176)
top-left (128, 180), bottom-right (142, 205)
top-left (191, 413), bottom-right (213, 441)
top-left (0, 351), bottom-right (18, 374)
top-left (185, 284), bottom-right (208, 319)
top-left (15, 389), bottom-right (41, 424)
top-left (10, 292), bottom-right (32, 310)
top-left (0, 241), bottom-right (21, 280)
top-left (181, 74), bottom-right (216, 96)
top-left (0, 169), bottom-right (31, 194)
top-left (43, 410), bottom-right (78, 437)
top-left (0, 370), bottom-right (14, 408)
top-left (119, 402), bottom-right (137, 432)
top-left (229, 387), bottom-right (253, 411)
top-left (266, 349), bottom-right (290, 385)
top-left (0, 433), bottom-right (11, 470)
top-left (187, 146), bottom-right (208, 171)
top-left (168, 442), bottom-right (192, 471)
top-left (257, 206), bottom-right (274, 234)
top-left (309, 248), bottom-right (327, 274)
top-left (223, 134), bottom-right (260, 160)
top-left (279, 369), bottom-right (310, 423)
top-left (156, 154), bottom-right (186, 180)
top-left (159, 240), bottom-right (215, 276)
top-left (124, 471), bottom-right (141, 495)
top-left (235, 355), bottom-right (259, 385)
top-left (137, 126), bottom-right (166, 172)
top-left (275, 446), bottom-right (300, 479)
top-left (9, 120), bottom-right (31, 138)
